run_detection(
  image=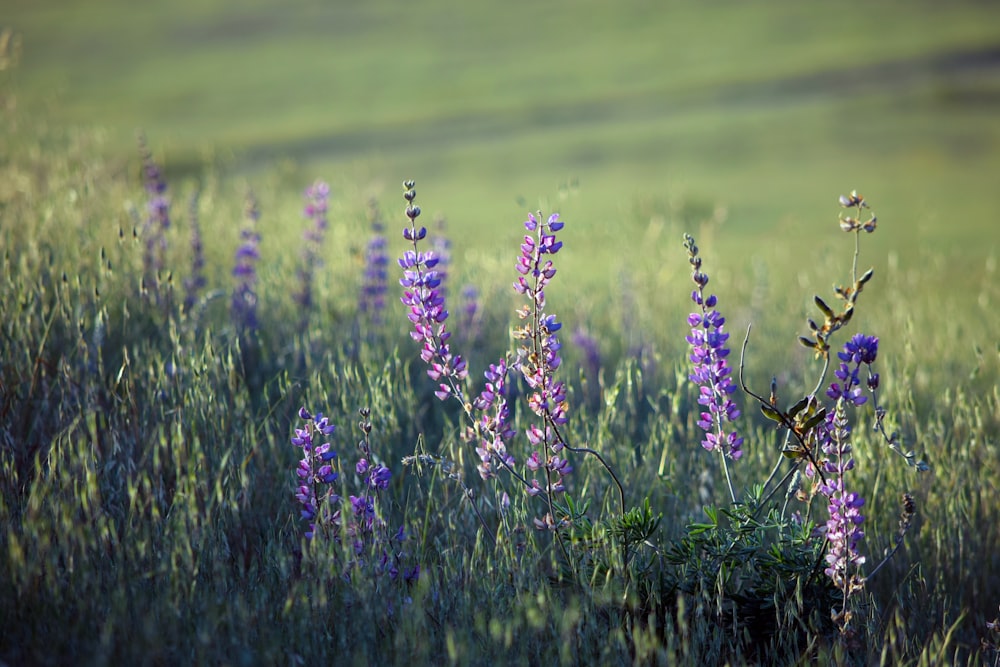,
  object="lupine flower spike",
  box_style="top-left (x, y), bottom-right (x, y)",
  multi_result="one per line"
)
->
top-left (398, 181), bottom-right (469, 402)
top-left (138, 134), bottom-right (171, 286)
top-left (815, 333), bottom-right (879, 633)
top-left (684, 233), bottom-right (743, 502)
top-left (512, 211), bottom-right (576, 528)
top-left (359, 198), bottom-right (389, 324)
top-left (294, 180), bottom-right (330, 329)
top-left (292, 407), bottom-right (339, 540)
top-left (231, 192), bottom-right (261, 332)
